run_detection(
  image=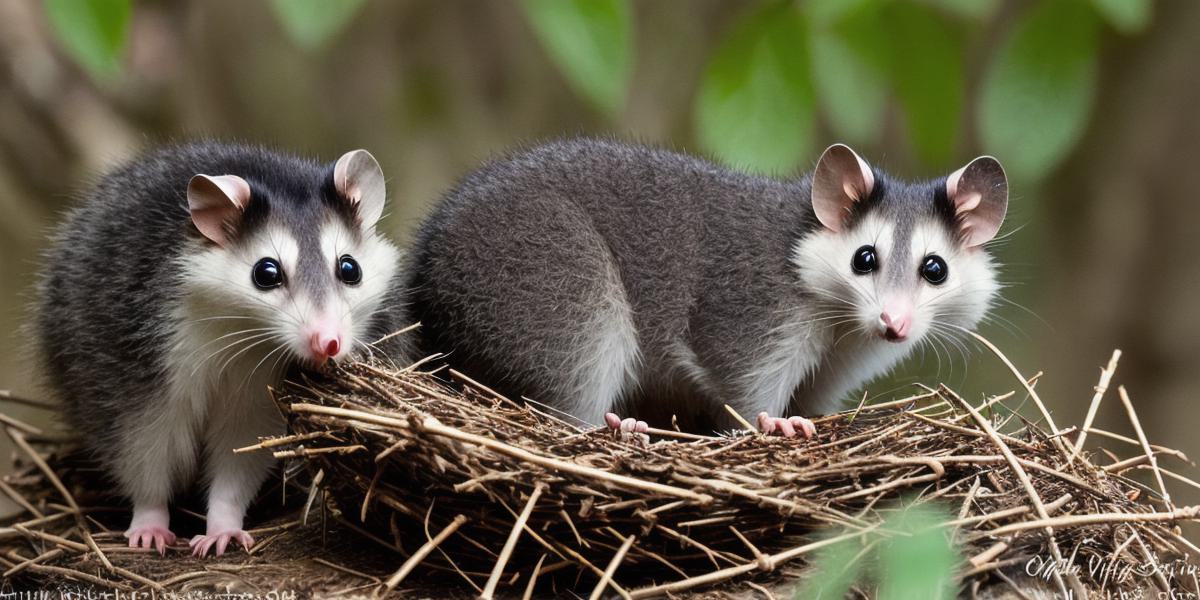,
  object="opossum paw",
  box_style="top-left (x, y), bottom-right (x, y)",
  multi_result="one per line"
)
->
top-left (189, 529), bottom-right (254, 557)
top-left (604, 412), bottom-right (650, 445)
top-left (126, 526), bottom-right (176, 555)
top-left (756, 413), bottom-right (816, 439)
